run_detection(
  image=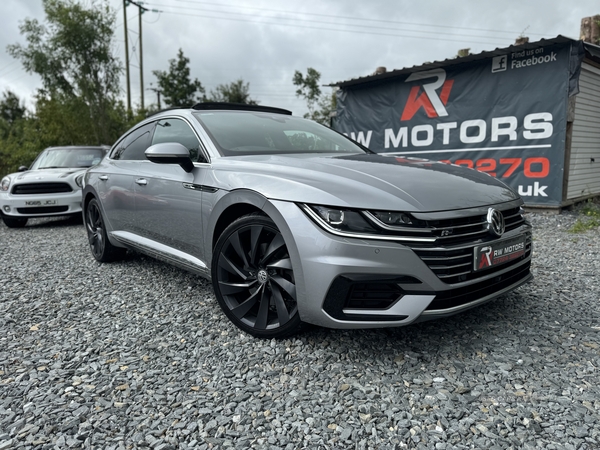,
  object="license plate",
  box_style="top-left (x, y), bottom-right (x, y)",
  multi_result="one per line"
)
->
top-left (25, 200), bottom-right (57, 206)
top-left (474, 234), bottom-right (527, 271)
